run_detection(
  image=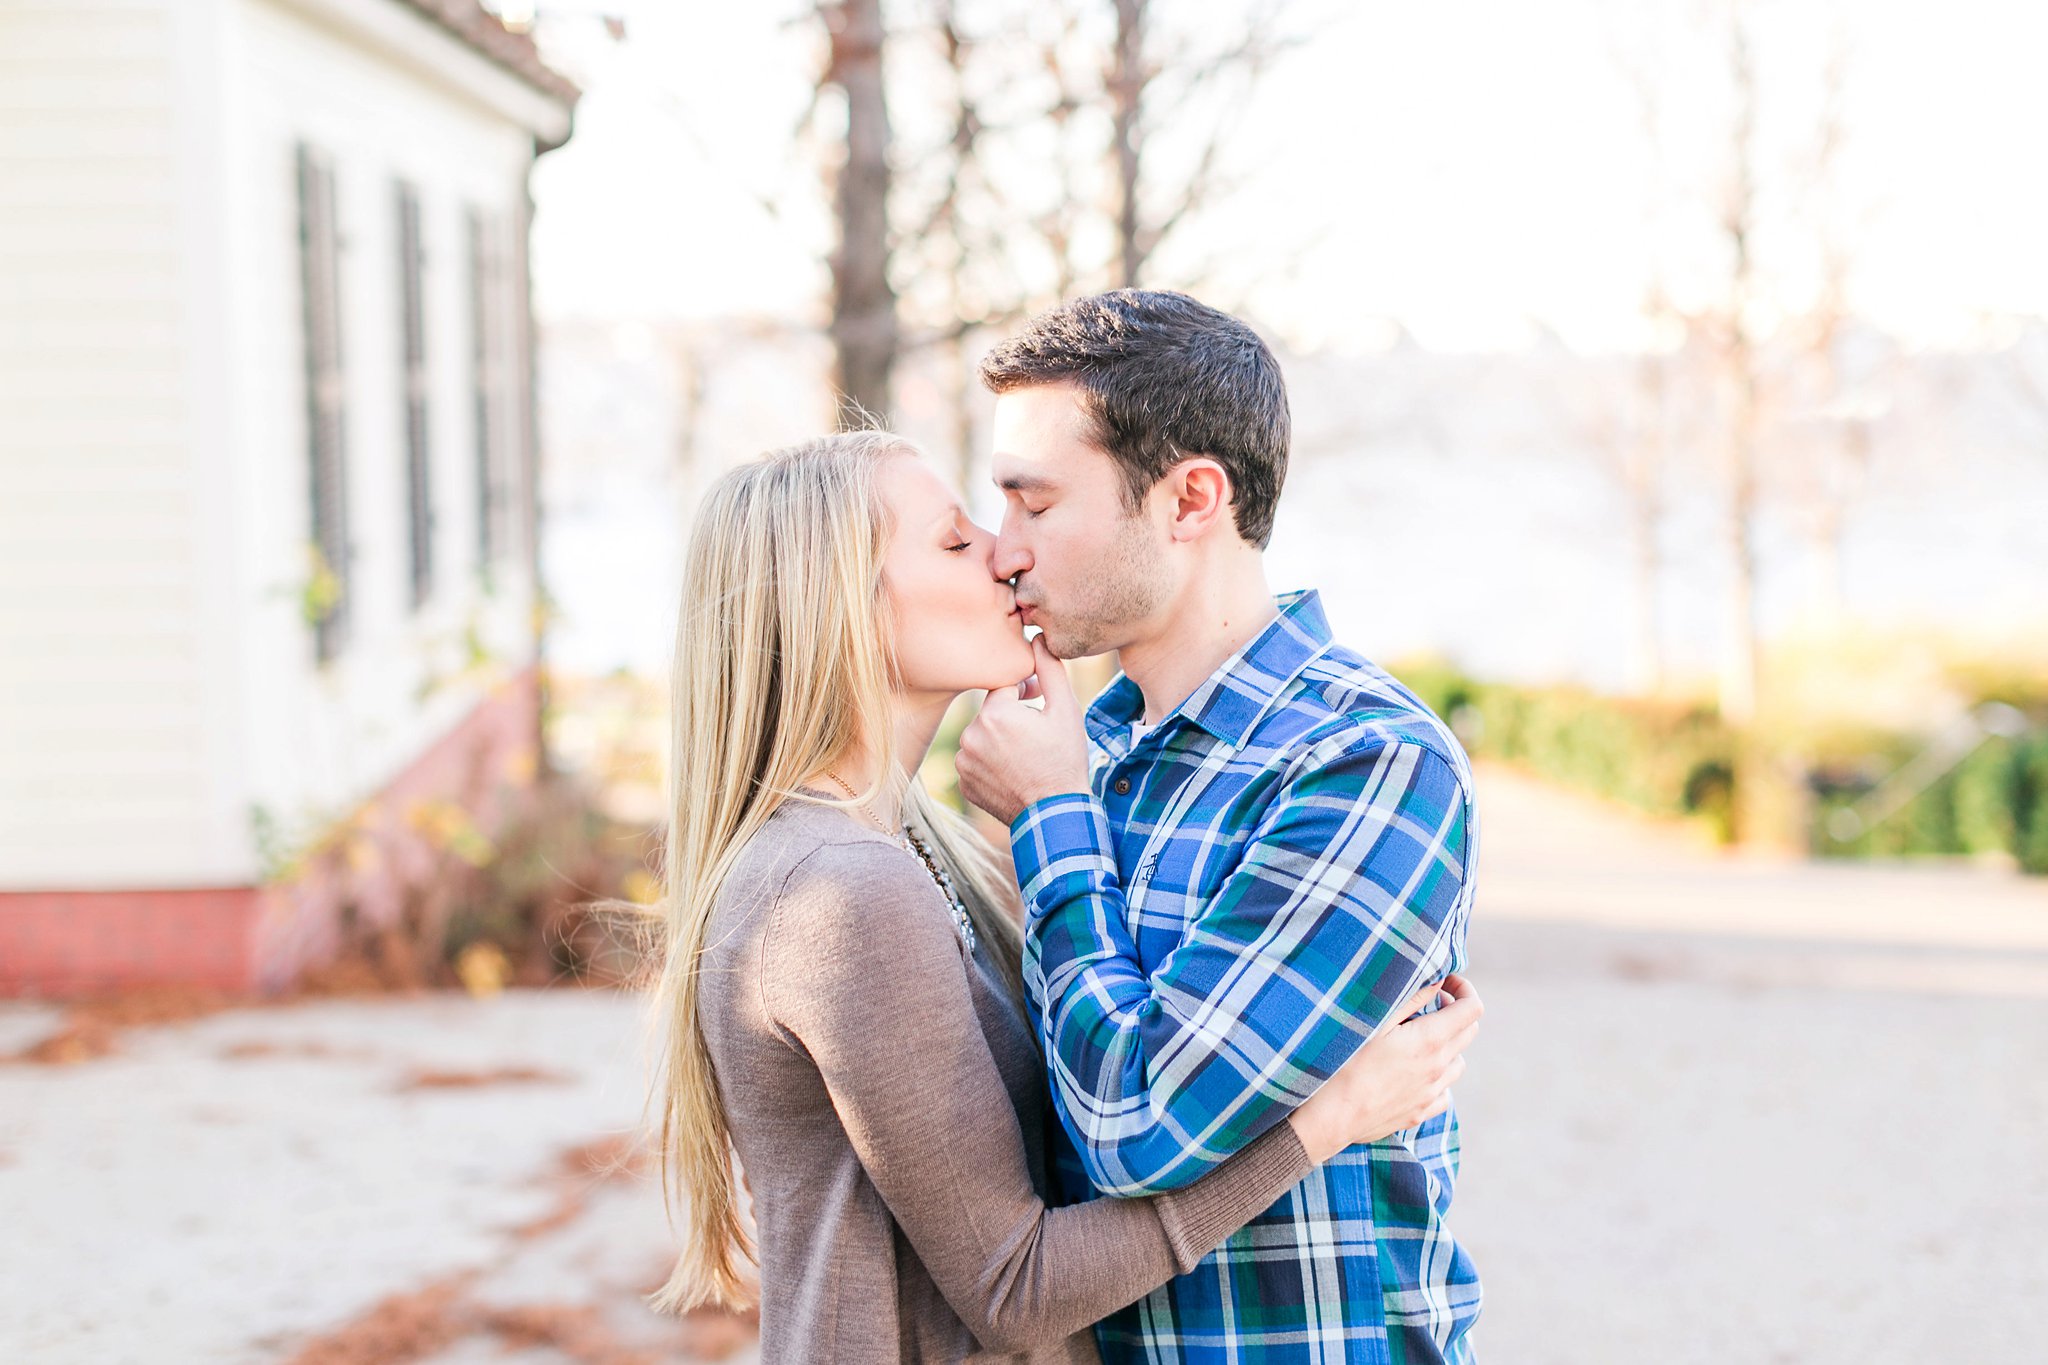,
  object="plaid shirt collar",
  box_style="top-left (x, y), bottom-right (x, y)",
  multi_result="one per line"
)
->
top-left (1085, 588), bottom-right (1333, 754)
